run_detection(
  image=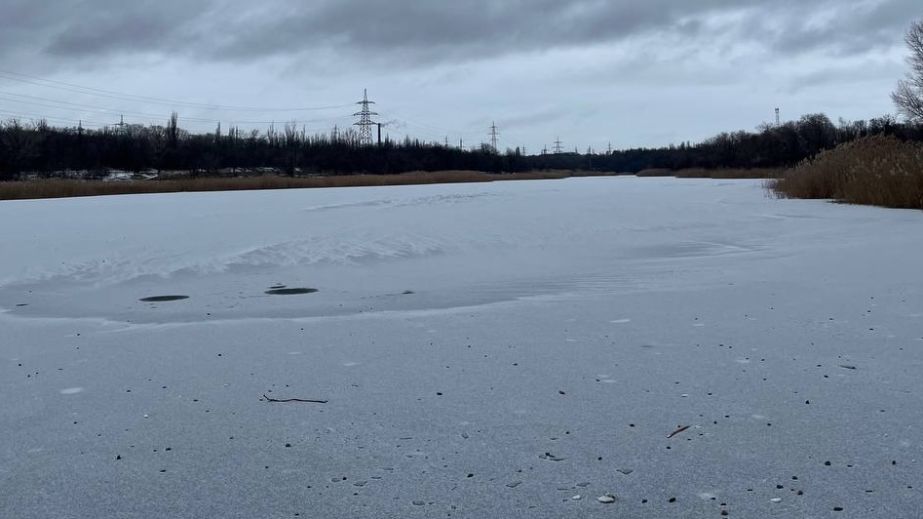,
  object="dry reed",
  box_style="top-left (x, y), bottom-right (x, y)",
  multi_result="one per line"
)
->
top-left (0, 170), bottom-right (575, 201)
top-left (770, 136), bottom-right (923, 210)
